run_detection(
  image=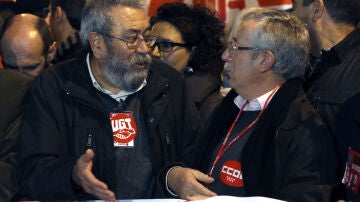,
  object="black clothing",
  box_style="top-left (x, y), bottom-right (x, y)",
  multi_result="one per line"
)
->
top-left (18, 54), bottom-right (196, 200)
top-left (196, 79), bottom-right (337, 202)
top-left (305, 27), bottom-right (360, 135)
top-left (112, 93), bottom-right (154, 199)
top-left (184, 69), bottom-right (223, 124)
top-left (53, 32), bottom-right (85, 64)
top-left (305, 27), bottom-right (360, 202)
top-left (0, 69), bottom-right (32, 202)
top-left (334, 93), bottom-right (360, 201)
top-left (304, 54), bottom-right (321, 81)
top-left (206, 111), bottom-right (258, 196)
